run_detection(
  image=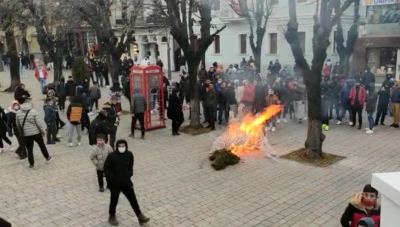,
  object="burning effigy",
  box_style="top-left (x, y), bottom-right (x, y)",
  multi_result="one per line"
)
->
top-left (209, 105), bottom-right (282, 170)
